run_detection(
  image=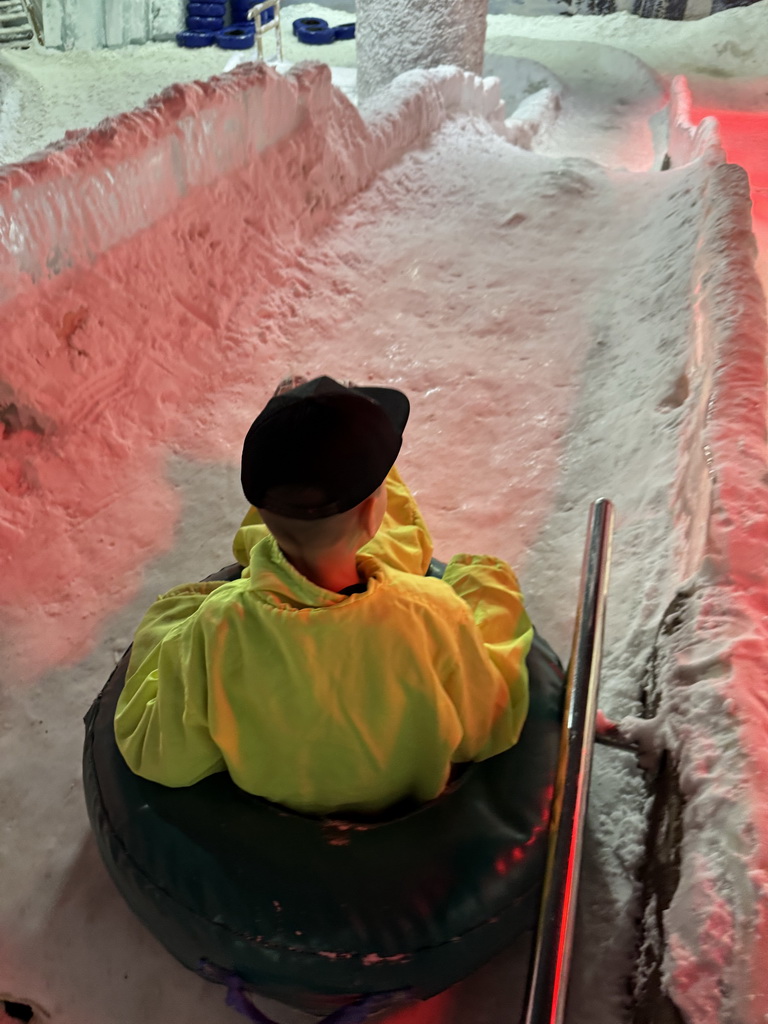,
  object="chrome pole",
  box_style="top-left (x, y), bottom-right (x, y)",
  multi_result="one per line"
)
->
top-left (523, 497), bottom-right (615, 1024)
